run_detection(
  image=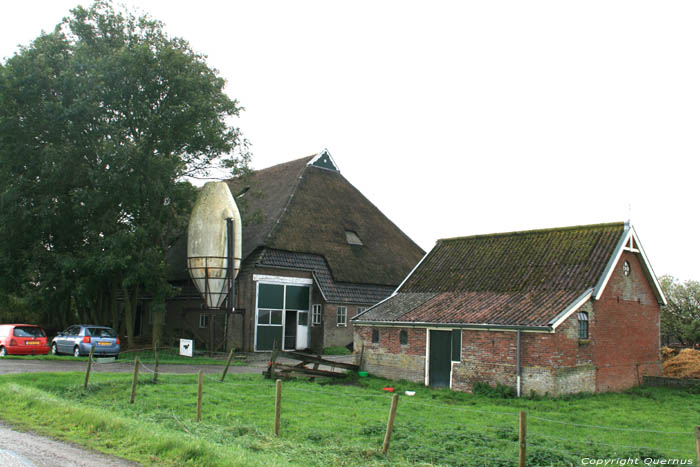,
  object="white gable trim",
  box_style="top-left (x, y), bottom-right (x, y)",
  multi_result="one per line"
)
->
top-left (592, 224), bottom-right (667, 305)
top-left (394, 247), bottom-right (432, 293)
top-left (252, 274), bottom-right (313, 286)
top-left (548, 288), bottom-right (594, 330)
